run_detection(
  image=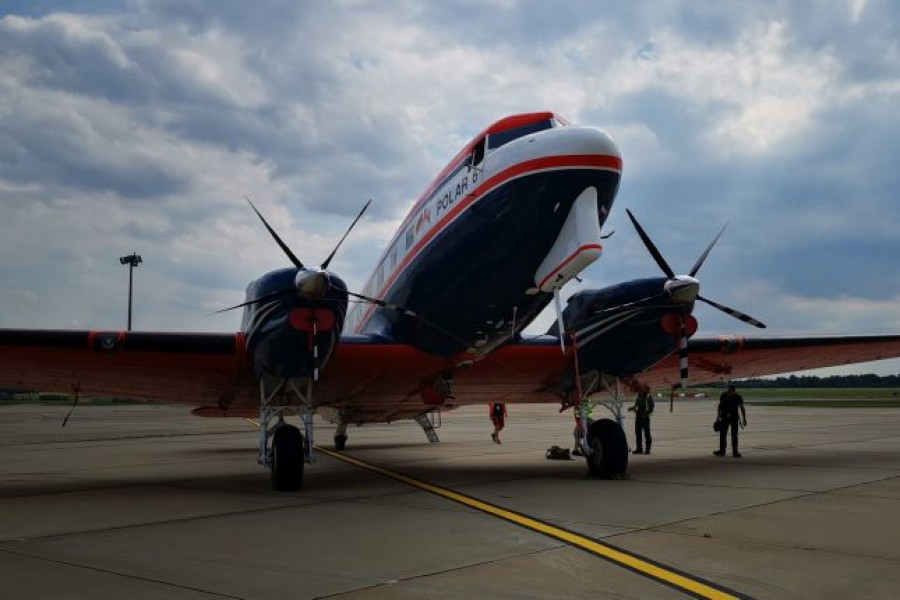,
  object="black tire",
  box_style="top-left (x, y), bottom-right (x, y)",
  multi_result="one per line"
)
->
top-left (334, 434), bottom-right (348, 451)
top-left (271, 425), bottom-right (304, 491)
top-left (585, 419), bottom-right (628, 478)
